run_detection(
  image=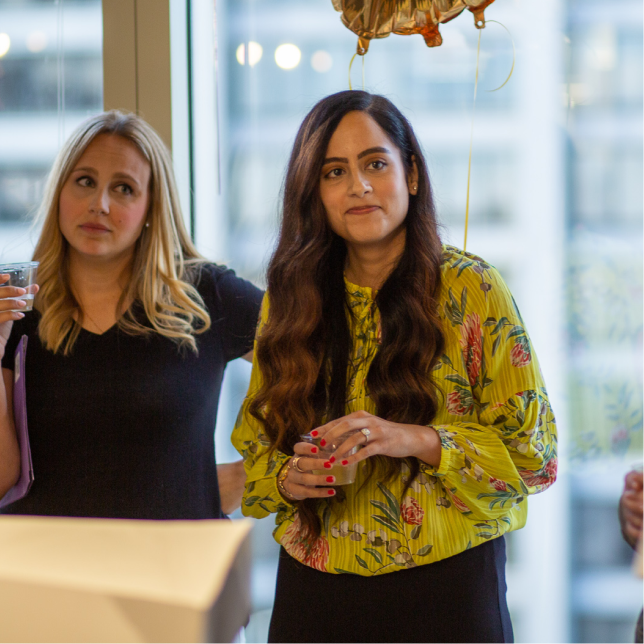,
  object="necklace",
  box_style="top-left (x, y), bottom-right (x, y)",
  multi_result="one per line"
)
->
top-left (80, 308), bottom-right (107, 335)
